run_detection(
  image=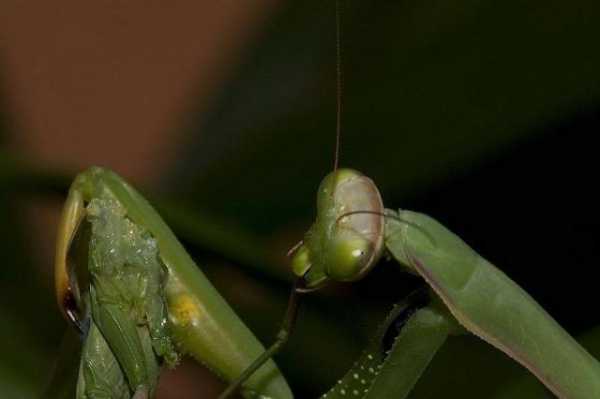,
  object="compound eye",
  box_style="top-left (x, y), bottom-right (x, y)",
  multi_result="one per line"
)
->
top-left (326, 236), bottom-right (372, 281)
